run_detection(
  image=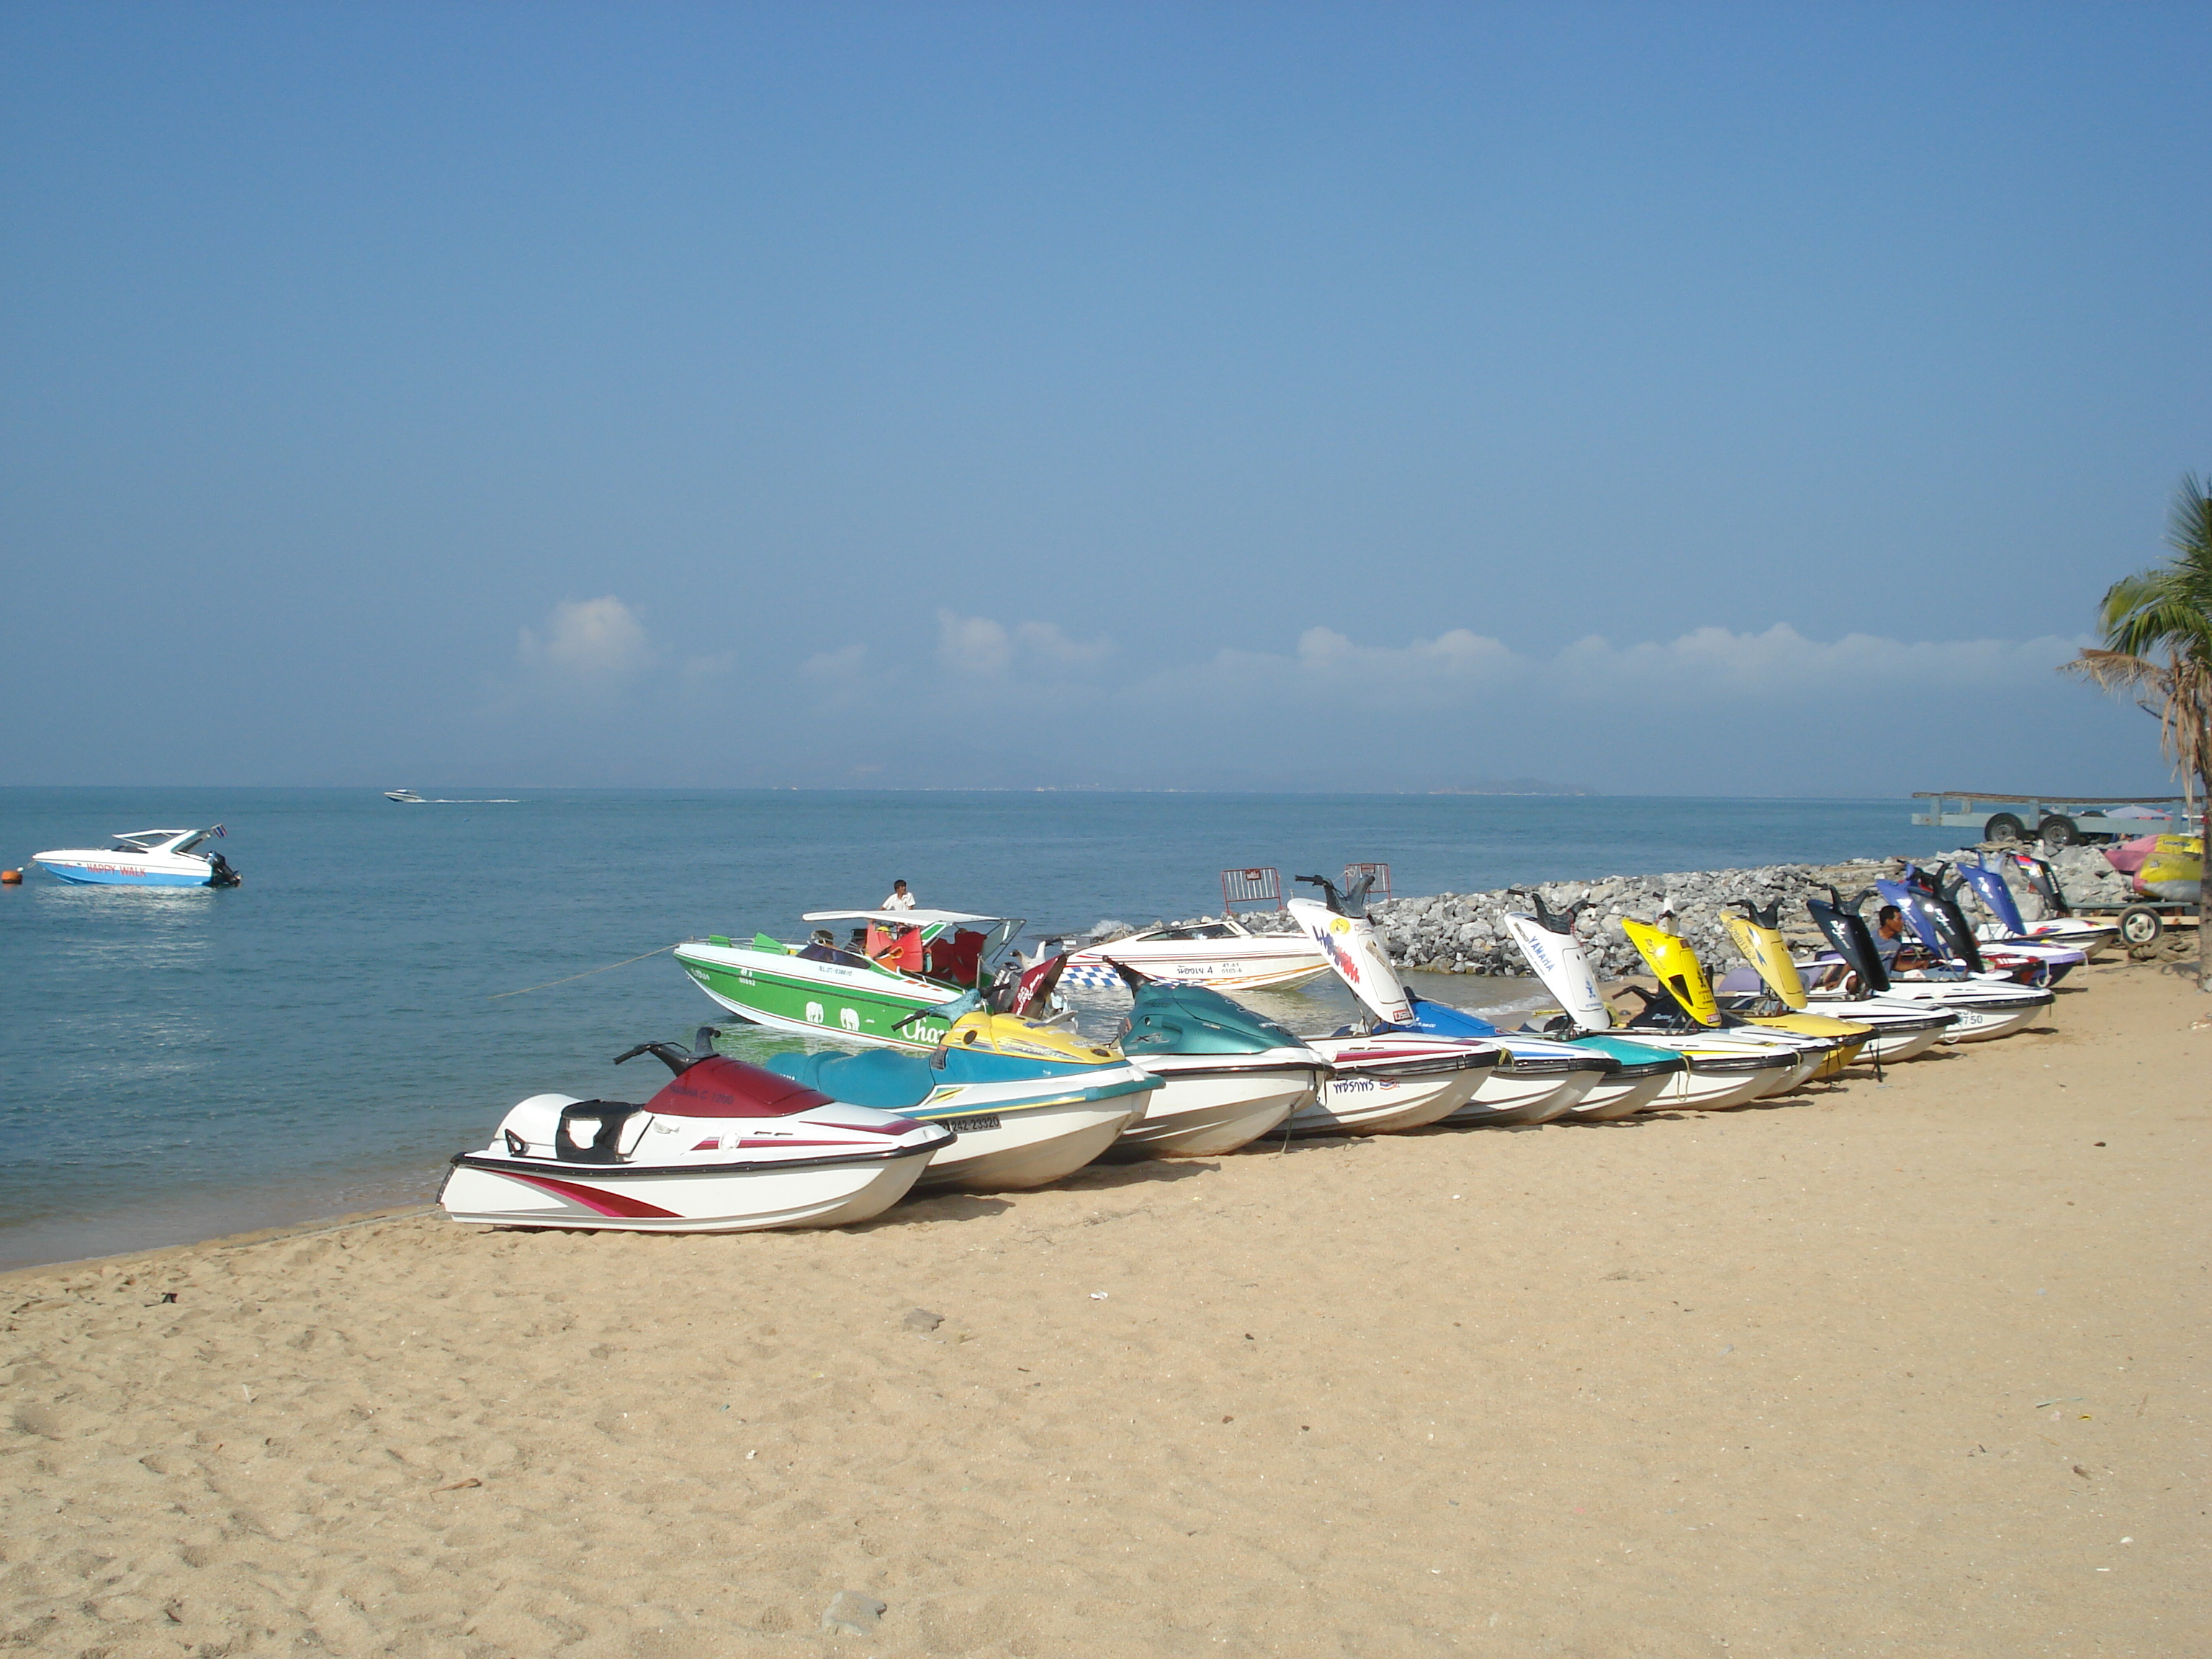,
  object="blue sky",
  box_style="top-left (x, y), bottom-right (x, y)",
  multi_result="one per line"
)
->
top-left (4, 2), bottom-right (2208, 792)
